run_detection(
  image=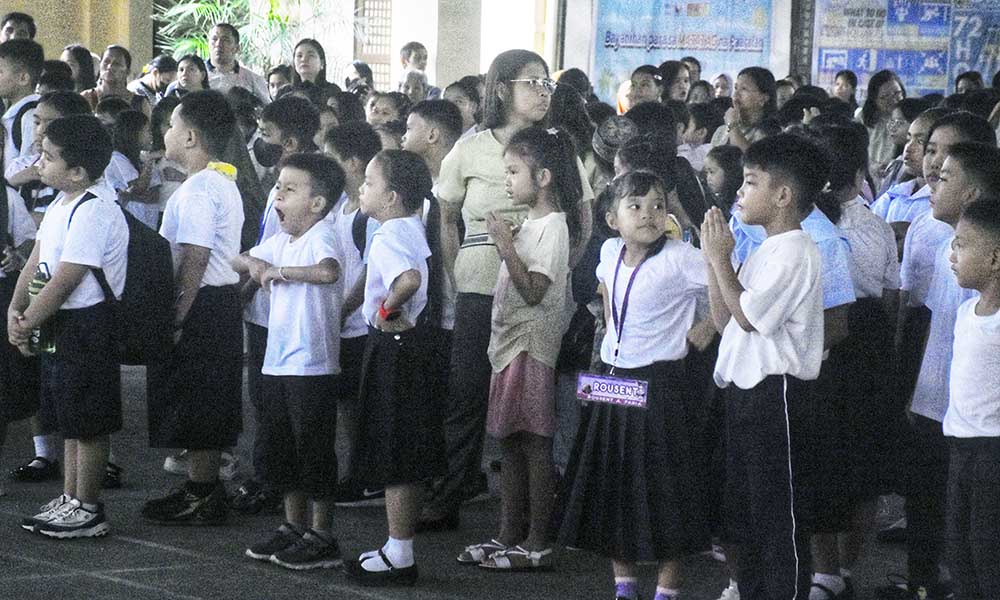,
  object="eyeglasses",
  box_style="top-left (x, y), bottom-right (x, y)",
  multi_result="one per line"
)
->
top-left (878, 90), bottom-right (904, 102)
top-left (510, 78), bottom-right (557, 94)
